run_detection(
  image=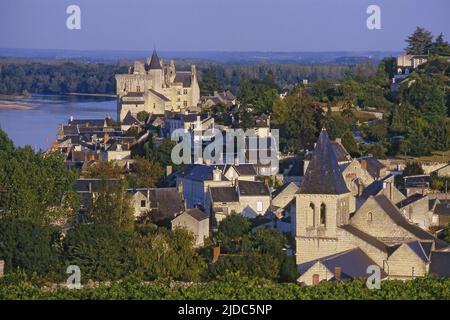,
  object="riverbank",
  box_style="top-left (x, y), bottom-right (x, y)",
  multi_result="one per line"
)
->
top-left (65, 92), bottom-right (116, 98)
top-left (0, 101), bottom-right (33, 110)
